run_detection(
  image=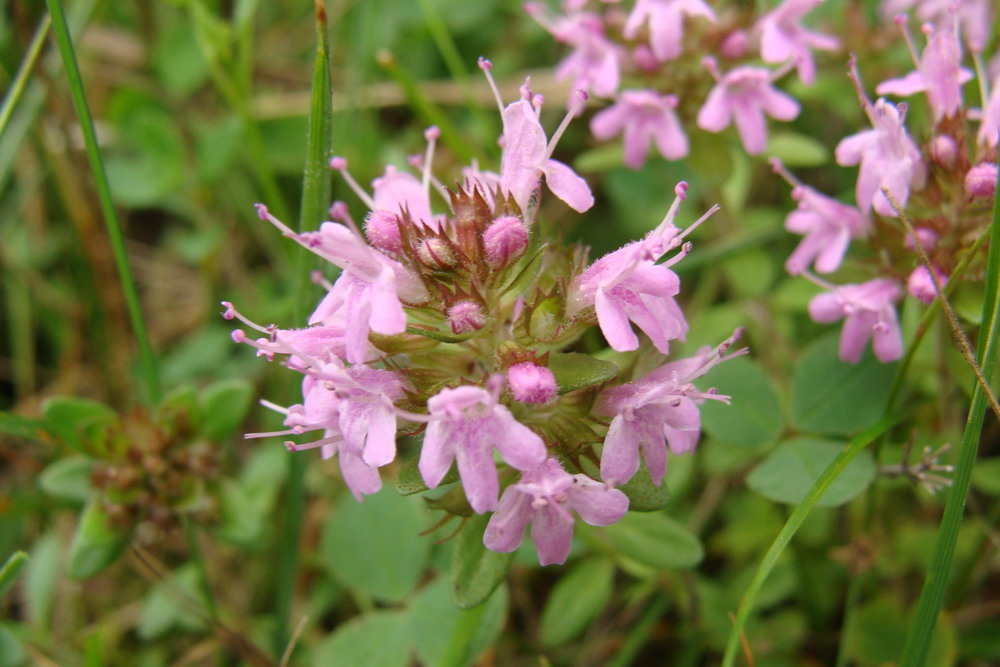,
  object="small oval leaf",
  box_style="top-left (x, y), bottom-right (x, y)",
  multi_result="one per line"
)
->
top-left (548, 353), bottom-right (618, 394)
top-left (602, 511), bottom-right (703, 570)
top-left (746, 437), bottom-right (876, 507)
top-left (66, 498), bottom-right (131, 580)
top-left (451, 513), bottom-right (514, 609)
top-left (540, 557), bottom-right (615, 646)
